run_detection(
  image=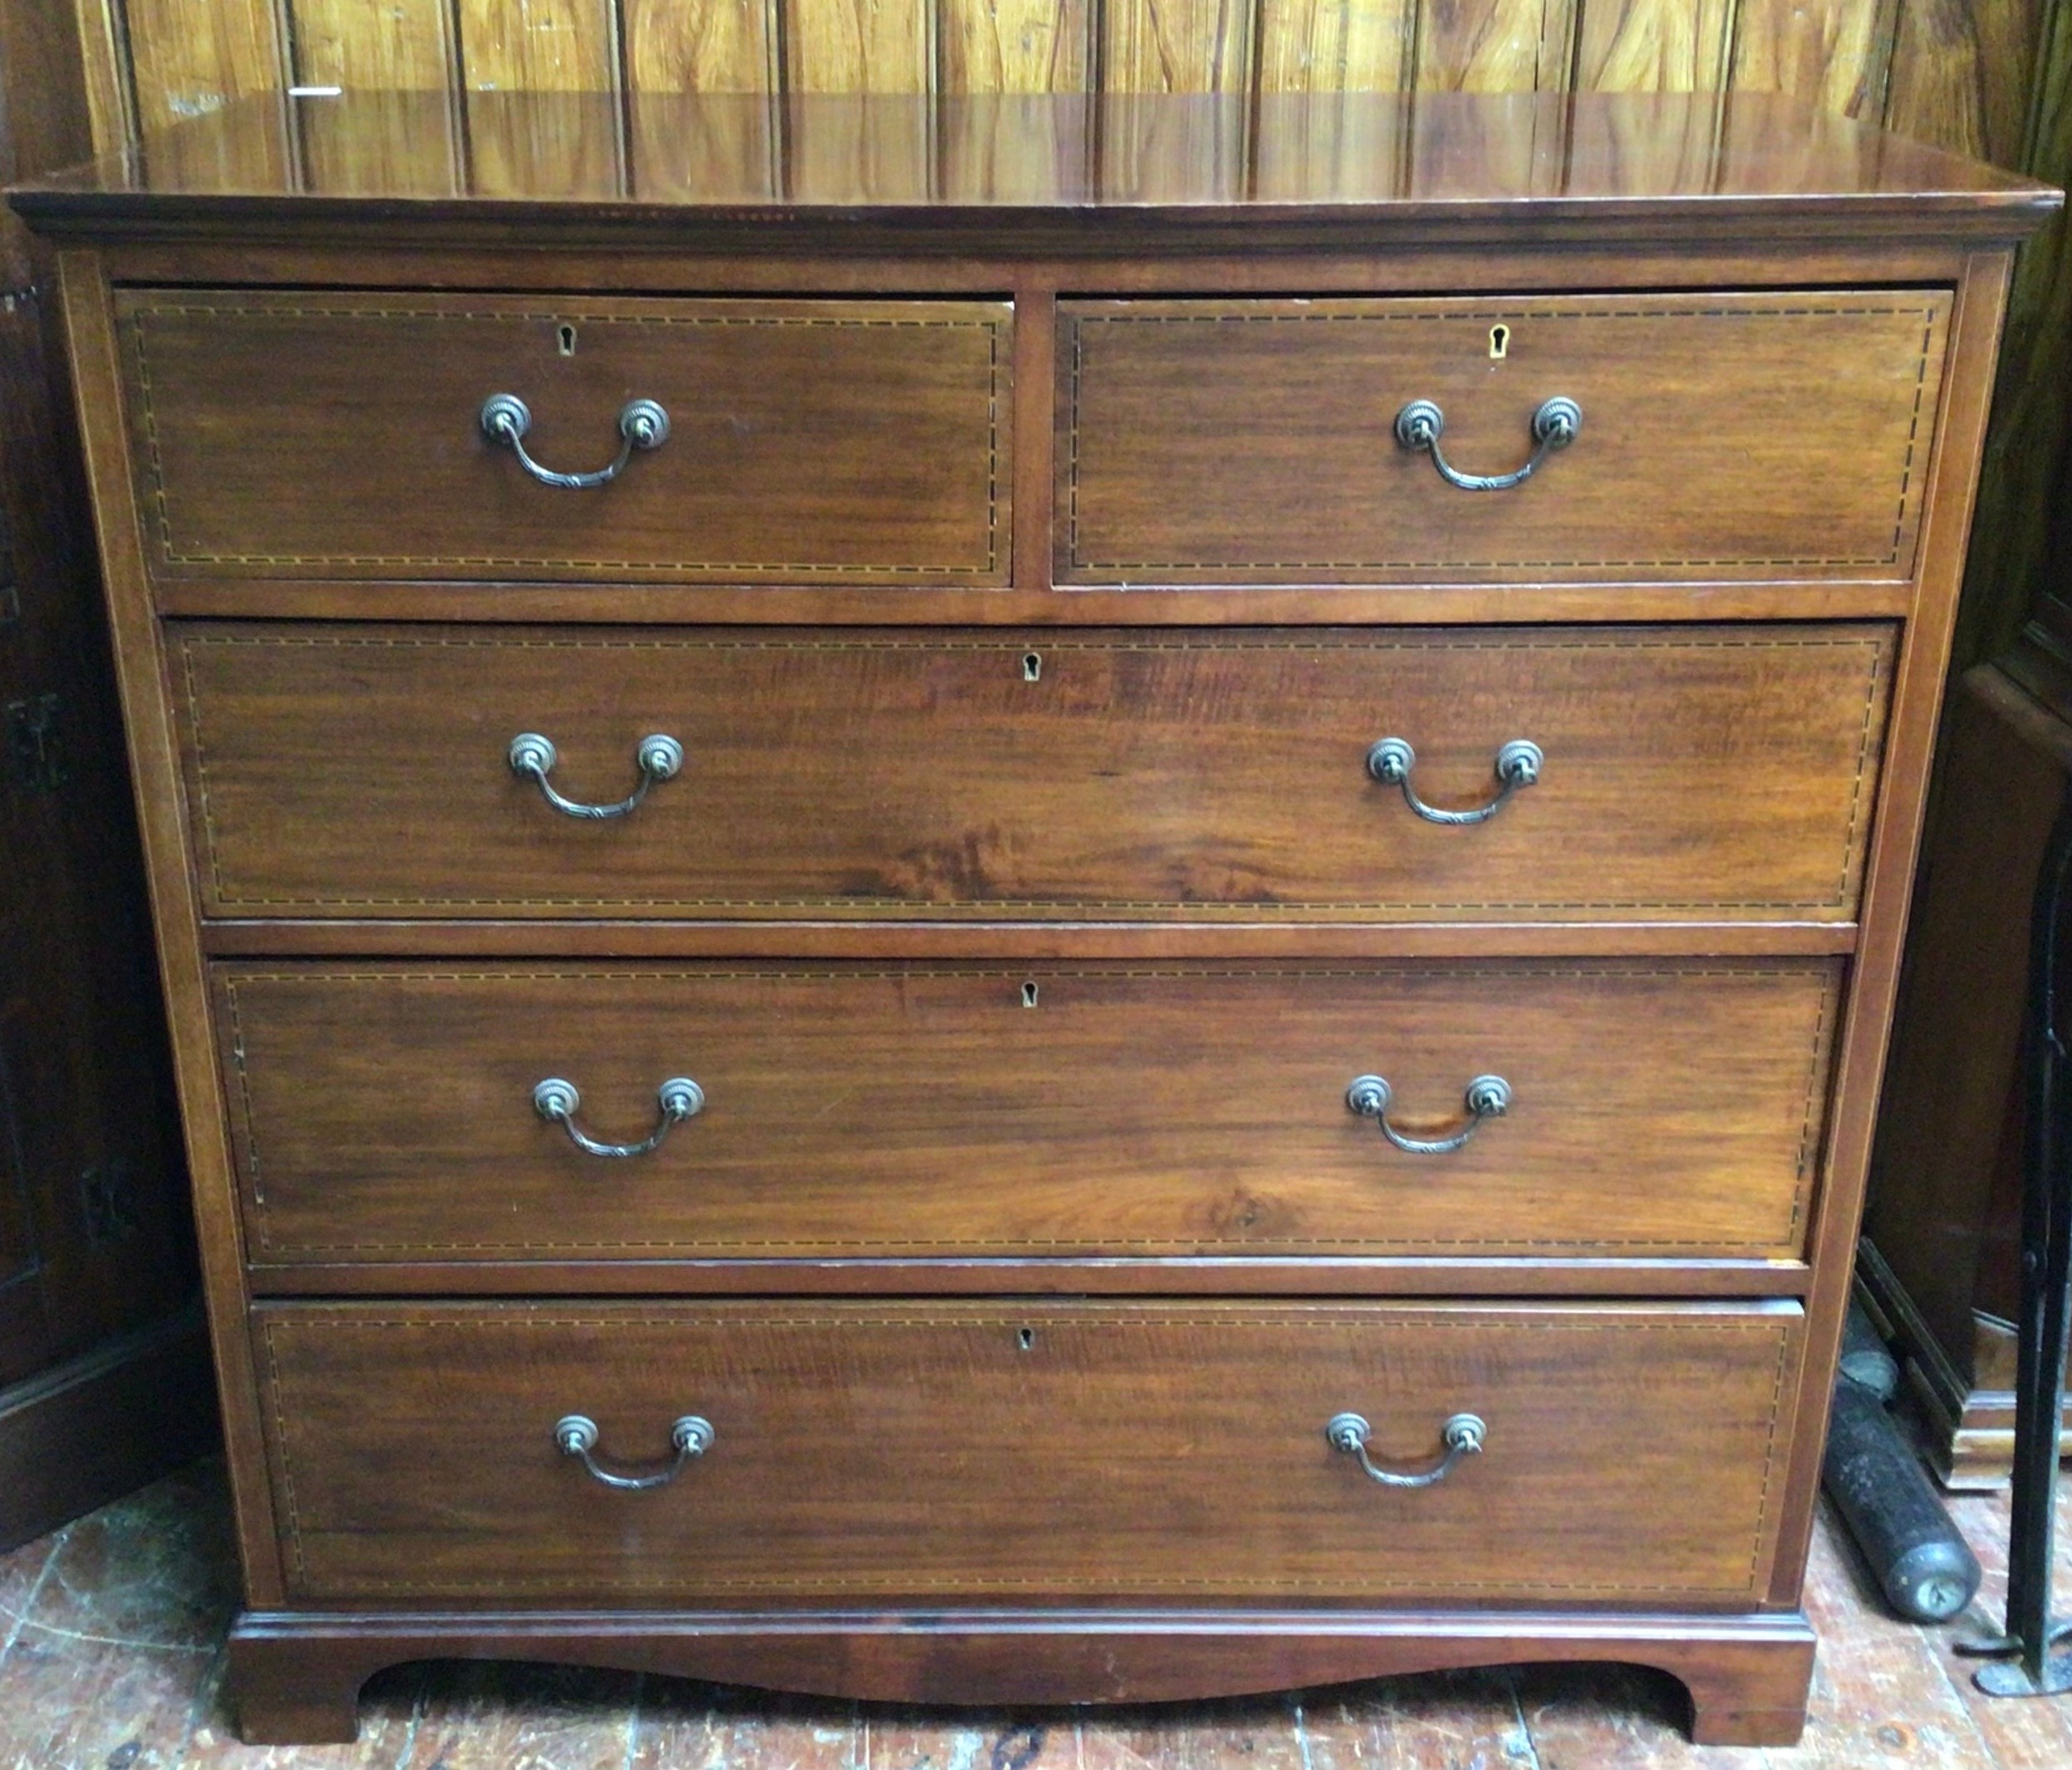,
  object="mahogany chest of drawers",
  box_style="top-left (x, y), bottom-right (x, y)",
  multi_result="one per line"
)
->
top-left (13, 88), bottom-right (2055, 1748)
